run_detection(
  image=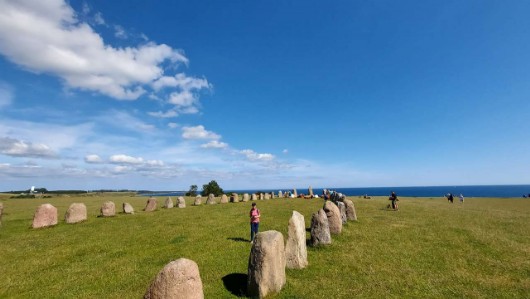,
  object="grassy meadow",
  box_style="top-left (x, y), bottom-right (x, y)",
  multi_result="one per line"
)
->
top-left (0, 193), bottom-right (528, 298)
